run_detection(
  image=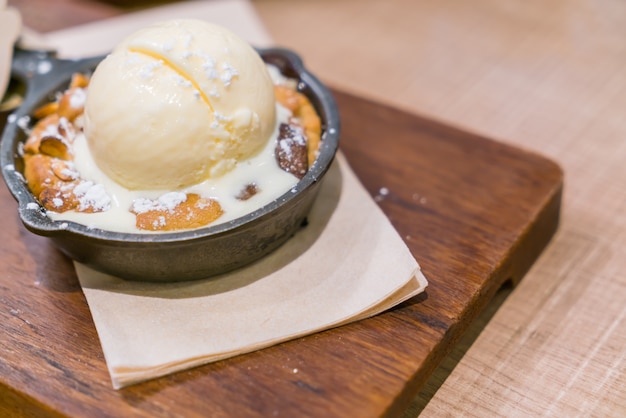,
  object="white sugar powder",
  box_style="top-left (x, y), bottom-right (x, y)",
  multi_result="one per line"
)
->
top-left (132, 192), bottom-right (187, 214)
top-left (211, 112), bottom-right (231, 129)
top-left (60, 167), bottom-right (79, 180)
top-left (139, 60), bottom-right (164, 79)
top-left (17, 116), bottom-right (31, 133)
top-left (41, 122), bottom-right (60, 139)
top-left (174, 75), bottom-right (192, 88)
top-left (214, 112), bottom-right (230, 122)
top-left (200, 53), bottom-right (218, 80)
top-left (69, 88), bottom-right (87, 109)
top-left (126, 53), bottom-right (142, 65)
top-left (220, 62), bottom-right (238, 87)
top-left (73, 181), bottom-right (111, 212)
top-left (208, 87), bottom-right (220, 98)
top-left (279, 139), bottom-right (293, 157)
top-left (37, 60), bottom-right (52, 74)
